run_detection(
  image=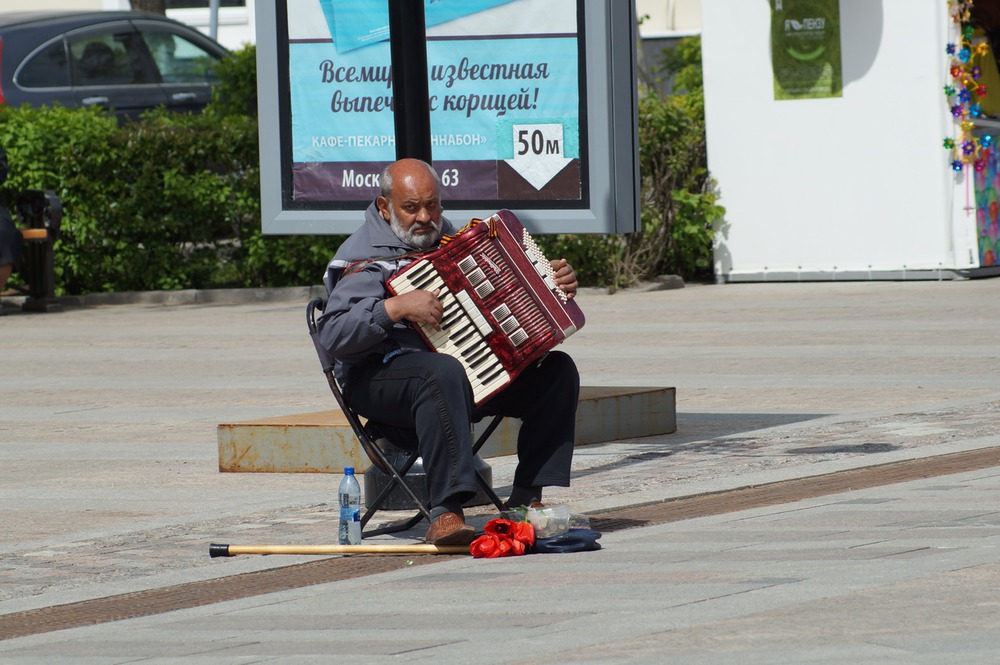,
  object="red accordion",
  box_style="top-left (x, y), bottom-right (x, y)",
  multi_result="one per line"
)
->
top-left (387, 209), bottom-right (585, 405)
